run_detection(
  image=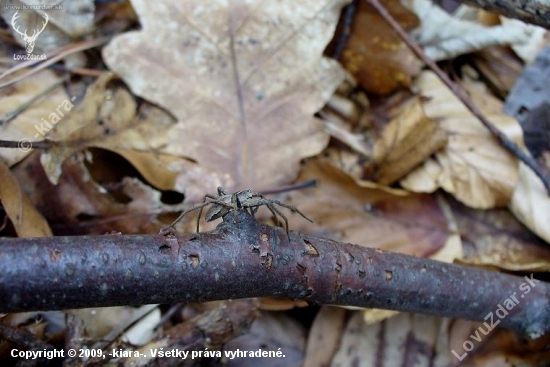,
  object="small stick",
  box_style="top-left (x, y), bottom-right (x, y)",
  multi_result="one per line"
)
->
top-left (365, 0), bottom-right (550, 196)
top-left (0, 75), bottom-right (69, 125)
top-left (331, 0), bottom-right (358, 60)
top-left (260, 179), bottom-right (317, 195)
top-left (0, 139), bottom-right (53, 150)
